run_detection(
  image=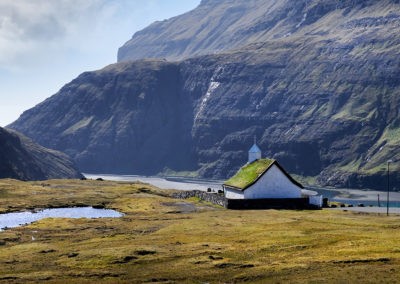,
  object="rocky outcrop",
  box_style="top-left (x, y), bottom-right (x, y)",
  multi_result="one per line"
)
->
top-left (118, 0), bottom-right (400, 62)
top-left (8, 0), bottom-right (400, 190)
top-left (0, 127), bottom-right (83, 181)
